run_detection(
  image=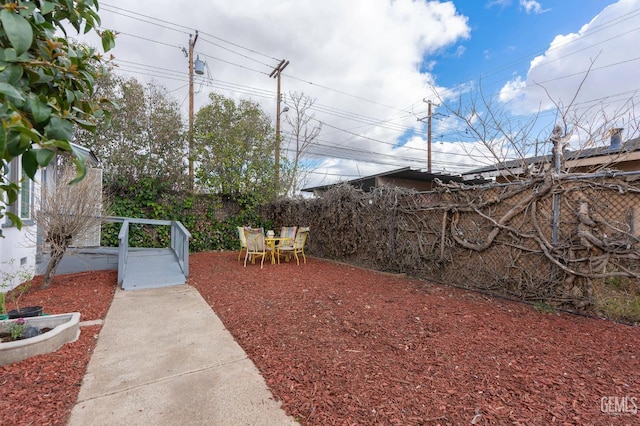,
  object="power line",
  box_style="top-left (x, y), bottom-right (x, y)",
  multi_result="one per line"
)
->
top-left (196, 51), bottom-right (271, 76)
top-left (281, 131), bottom-right (486, 170)
top-left (102, 0), bottom-right (640, 122)
top-left (114, 49), bottom-right (640, 148)
top-left (96, 2), bottom-right (640, 178)
top-left (529, 55), bottom-right (640, 88)
top-left (284, 145), bottom-right (477, 173)
top-left (110, 30), bottom-right (181, 50)
top-left (285, 73), bottom-right (412, 113)
top-left (193, 30), bottom-right (279, 62)
top-left (100, 4), bottom-right (189, 35)
top-left (307, 102), bottom-right (416, 134)
top-left (312, 119), bottom-right (425, 153)
top-left (112, 54), bottom-right (640, 168)
top-left (103, 4), bottom-right (639, 138)
top-left (461, 6), bottom-right (640, 91)
top-left (101, 2), bottom-right (279, 62)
